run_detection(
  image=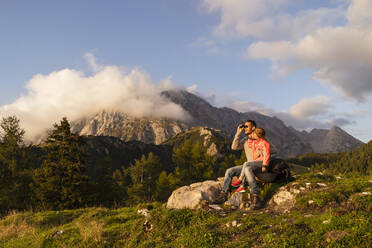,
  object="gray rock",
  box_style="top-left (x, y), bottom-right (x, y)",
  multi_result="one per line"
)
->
top-left (269, 185), bottom-right (299, 213)
top-left (225, 192), bottom-right (246, 207)
top-left (167, 180), bottom-right (223, 209)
